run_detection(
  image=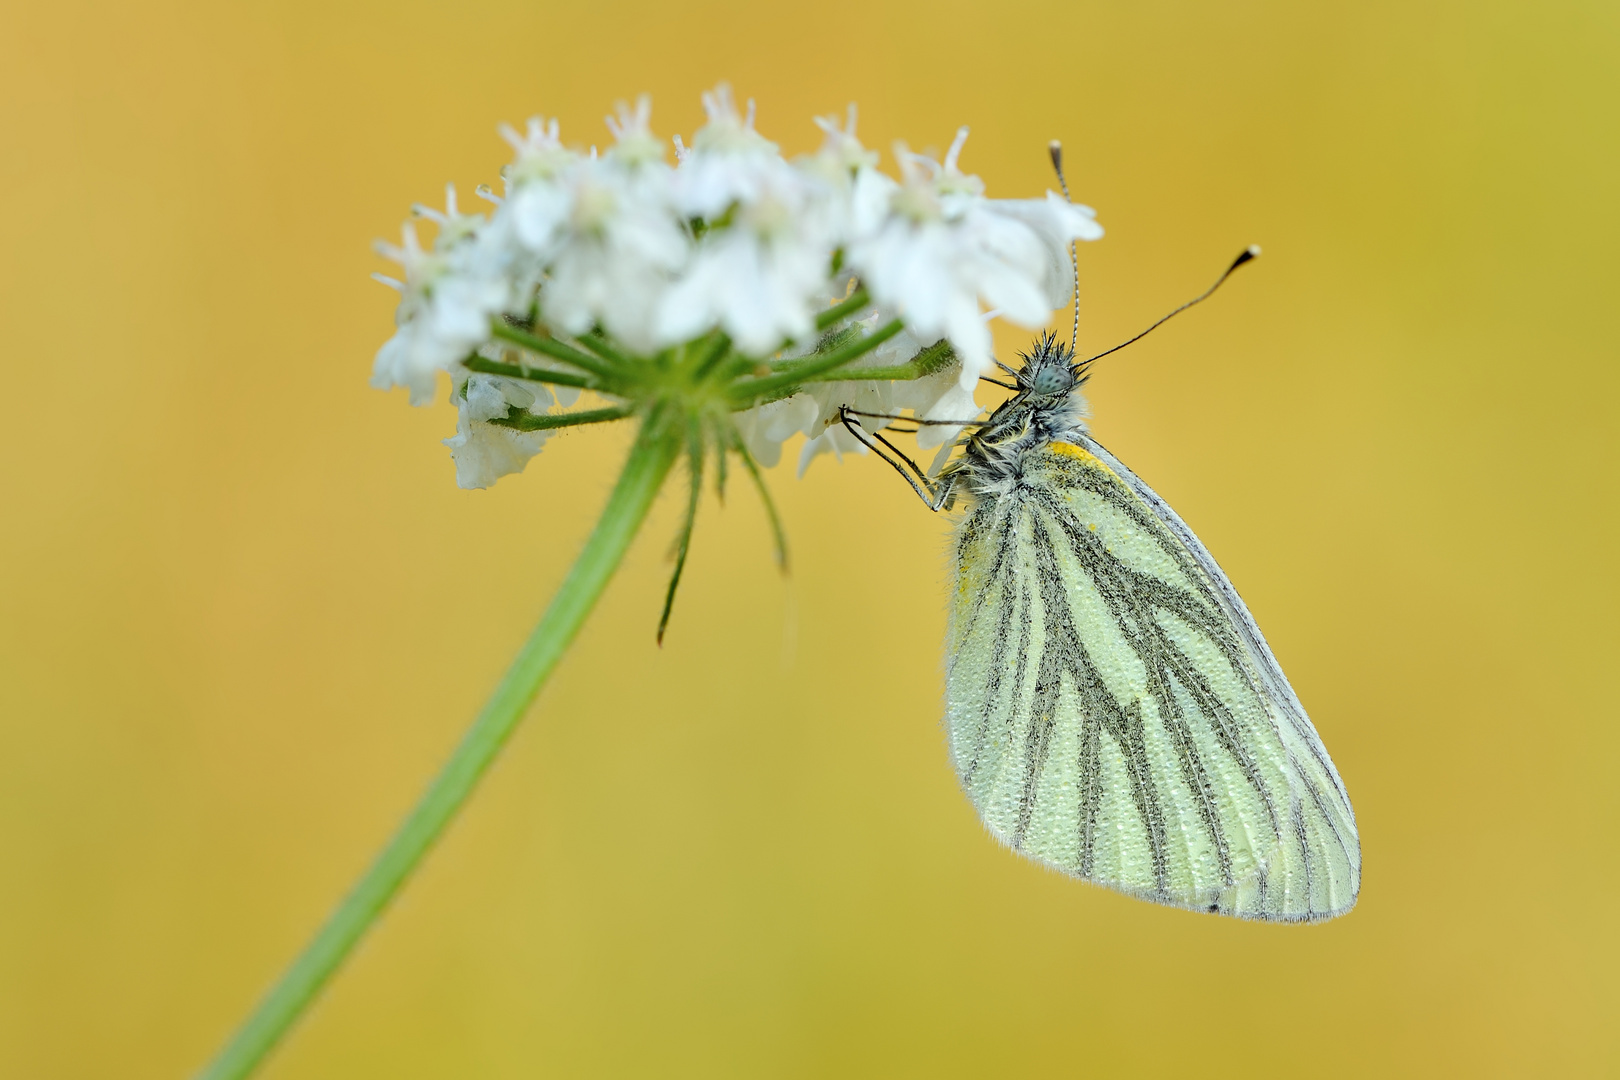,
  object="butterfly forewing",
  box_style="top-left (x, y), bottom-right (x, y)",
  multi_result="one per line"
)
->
top-left (946, 438), bottom-right (1360, 920)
